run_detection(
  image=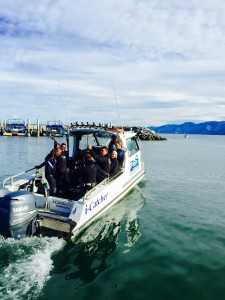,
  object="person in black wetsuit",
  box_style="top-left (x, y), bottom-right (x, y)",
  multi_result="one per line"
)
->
top-left (82, 153), bottom-right (108, 191)
top-left (109, 151), bottom-right (119, 176)
top-left (35, 148), bottom-right (58, 195)
top-left (69, 148), bottom-right (84, 188)
top-left (60, 143), bottom-right (69, 160)
top-left (87, 145), bottom-right (111, 182)
top-left (55, 147), bottom-right (70, 193)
